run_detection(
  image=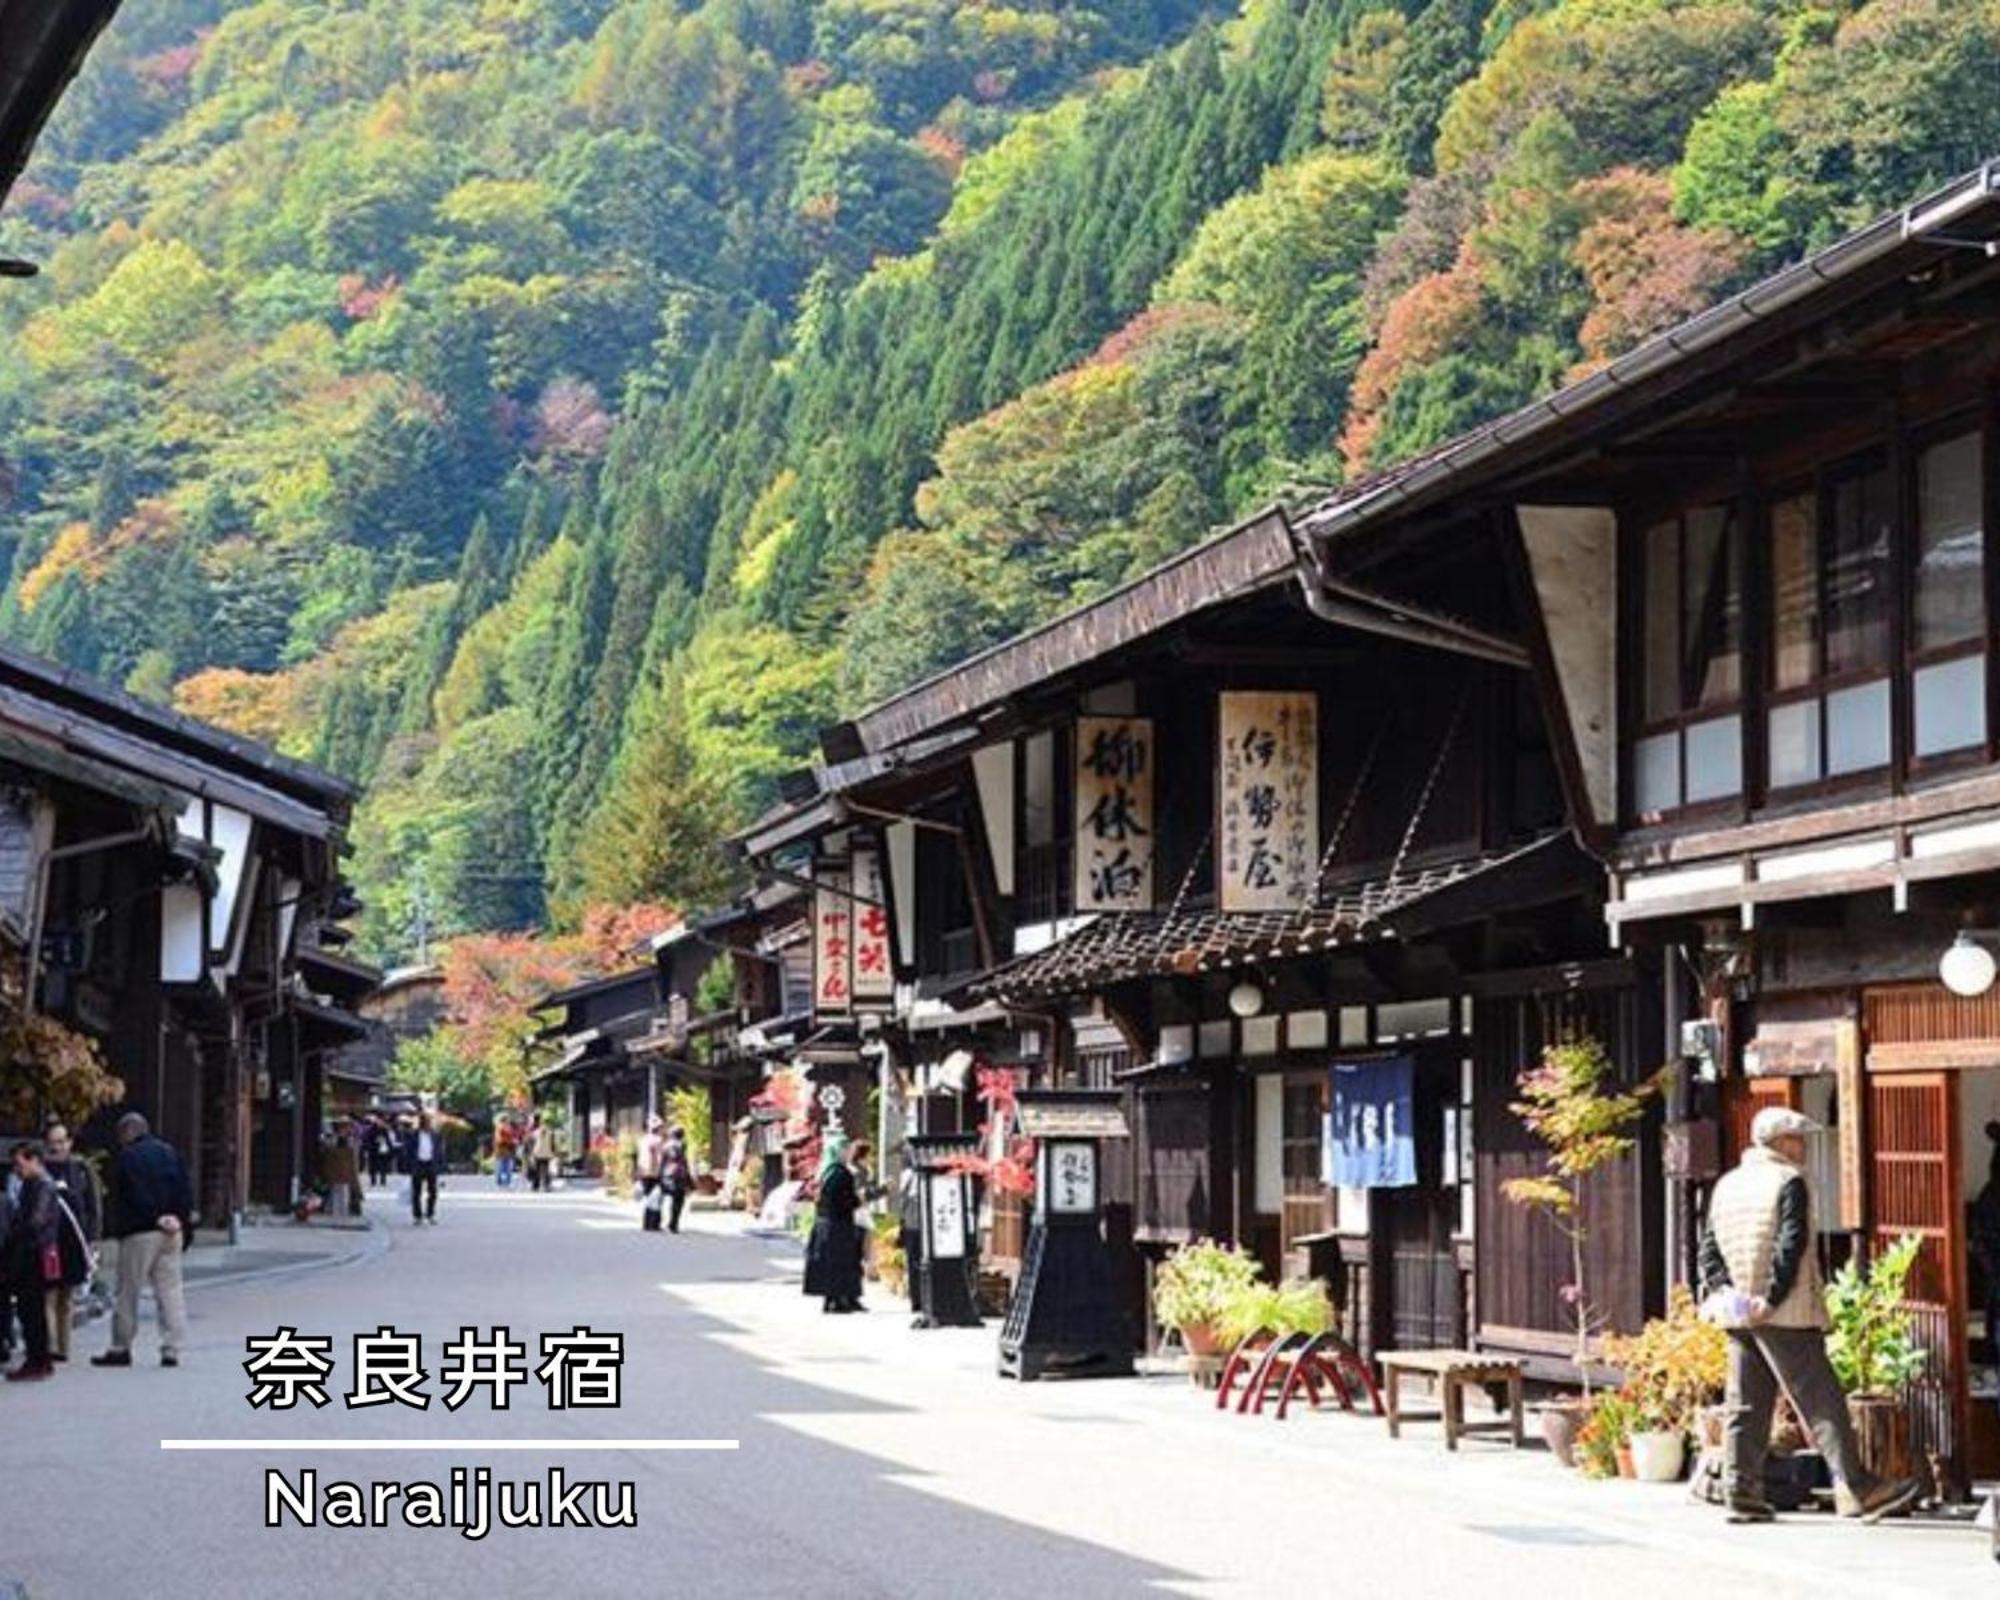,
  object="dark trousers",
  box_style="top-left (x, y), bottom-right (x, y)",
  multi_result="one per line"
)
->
top-left (1726, 1326), bottom-right (1878, 1501)
top-left (668, 1184), bottom-right (687, 1233)
top-left (530, 1158), bottom-right (550, 1192)
top-left (411, 1165), bottom-right (439, 1221)
top-left (641, 1176), bottom-right (662, 1230)
top-left (367, 1154), bottom-right (388, 1187)
top-left (11, 1278), bottom-right (49, 1367)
